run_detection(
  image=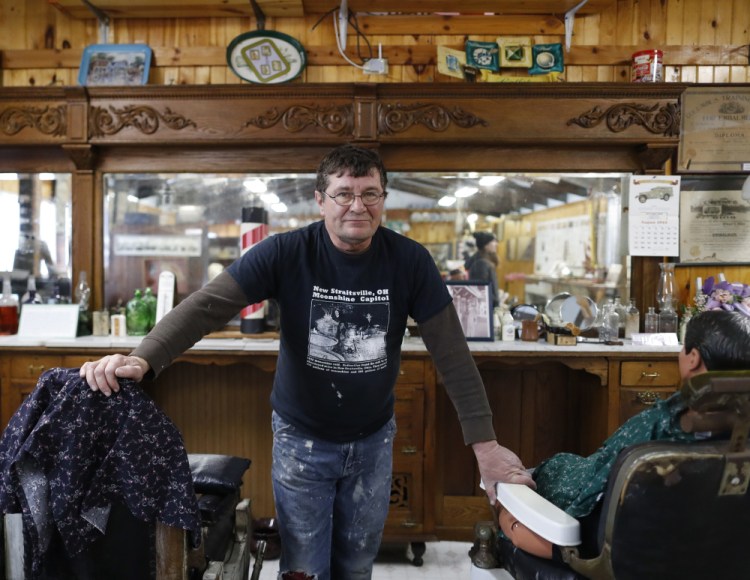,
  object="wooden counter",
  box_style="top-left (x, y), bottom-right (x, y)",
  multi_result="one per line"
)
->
top-left (0, 336), bottom-right (681, 543)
